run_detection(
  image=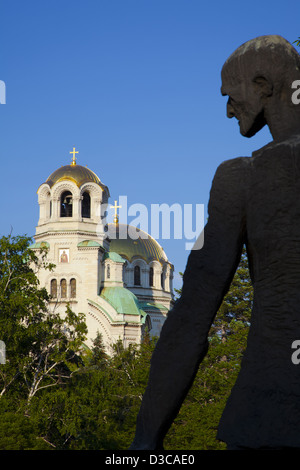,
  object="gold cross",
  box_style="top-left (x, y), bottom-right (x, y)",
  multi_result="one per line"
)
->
top-left (110, 200), bottom-right (122, 224)
top-left (70, 147), bottom-right (78, 166)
